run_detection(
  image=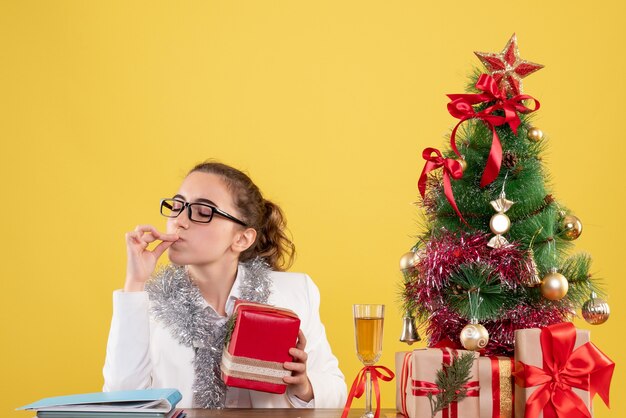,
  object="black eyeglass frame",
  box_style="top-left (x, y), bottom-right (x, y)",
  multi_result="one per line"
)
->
top-left (160, 198), bottom-right (248, 227)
